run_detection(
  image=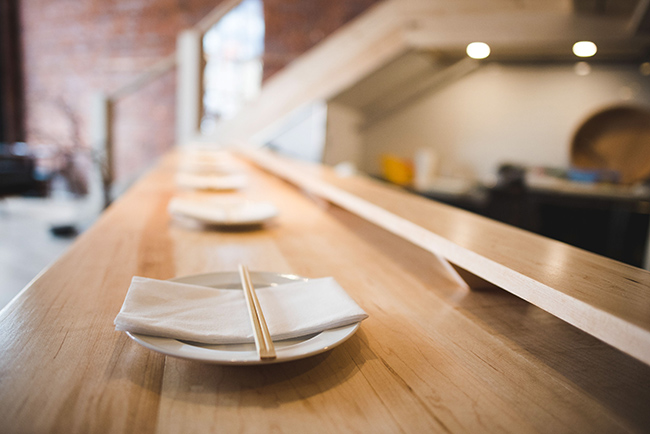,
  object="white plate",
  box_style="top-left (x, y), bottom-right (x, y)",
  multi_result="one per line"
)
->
top-left (168, 197), bottom-right (278, 226)
top-left (126, 272), bottom-right (361, 365)
top-left (176, 172), bottom-right (248, 190)
top-left (177, 158), bottom-right (244, 175)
